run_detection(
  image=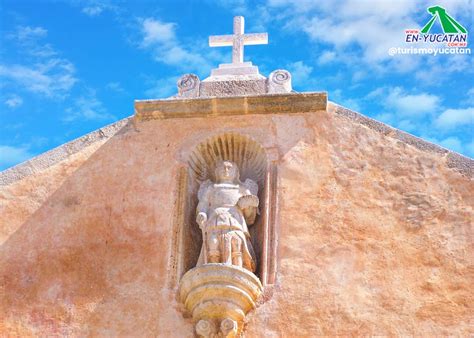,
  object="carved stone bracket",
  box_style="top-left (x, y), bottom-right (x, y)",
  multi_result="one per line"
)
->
top-left (178, 264), bottom-right (263, 337)
top-left (177, 73), bottom-right (200, 98)
top-left (267, 69), bottom-right (292, 94)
